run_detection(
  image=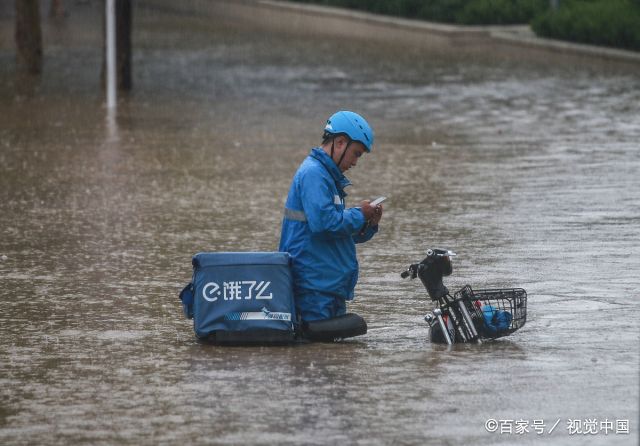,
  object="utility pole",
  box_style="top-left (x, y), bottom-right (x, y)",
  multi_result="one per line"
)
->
top-left (15, 0), bottom-right (42, 75)
top-left (106, 0), bottom-right (116, 108)
top-left (104, 0), bottom-right (132, 106)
